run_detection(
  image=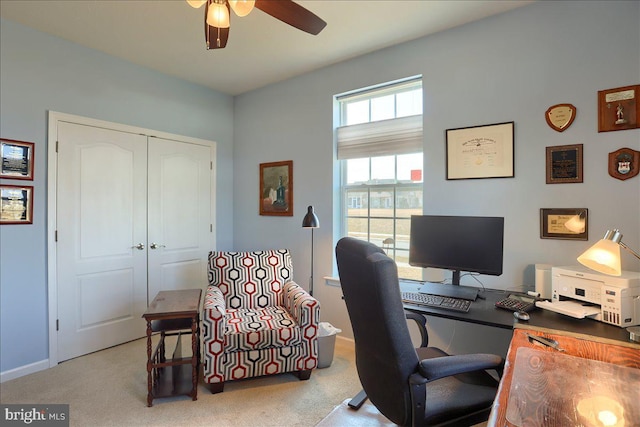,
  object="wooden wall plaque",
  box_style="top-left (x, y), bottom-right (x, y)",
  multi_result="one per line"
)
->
top-left (598, 84), bottom-right (640, 132)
